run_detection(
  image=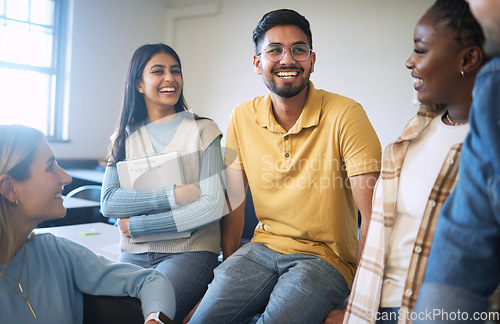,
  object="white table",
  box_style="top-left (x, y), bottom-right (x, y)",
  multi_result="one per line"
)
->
top-left (34, 222), bottom-right (121, 260)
